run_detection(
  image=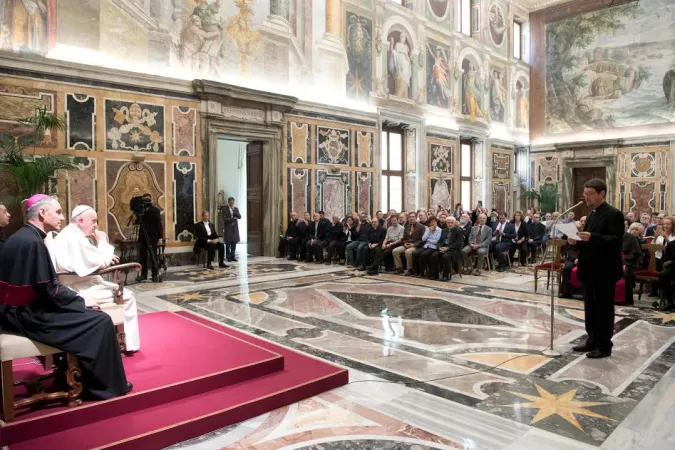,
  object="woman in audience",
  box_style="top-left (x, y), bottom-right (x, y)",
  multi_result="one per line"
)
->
top-left (623, 222), bottom-right (644, 305)
top-left (413, 216), bottom-right (441, 277)
top-left (510, 210), bottom-right (528, 266)
top-left (331, 216), bottom-right (356, 265)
